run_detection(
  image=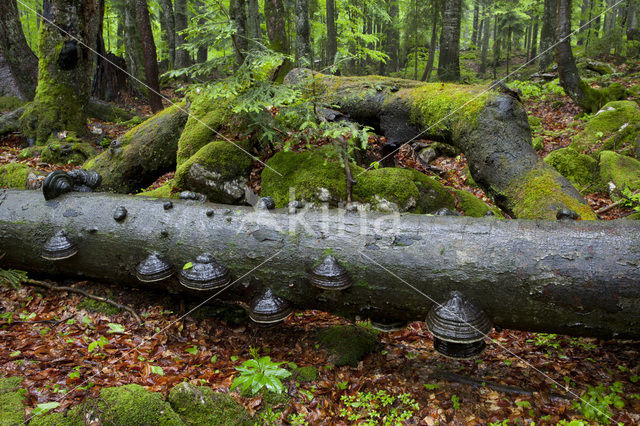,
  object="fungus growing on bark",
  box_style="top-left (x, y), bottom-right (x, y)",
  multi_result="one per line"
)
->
top-left (135, 253), bottom-right (173, 283)
top-left (178, 253), bottom-right (231, 291)
top-left (249, 288), bottom-right (293, 325)
top-left (310, 255), bottom-right (351, 291)
top-left (42, 230), bottom-right (77, 260)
